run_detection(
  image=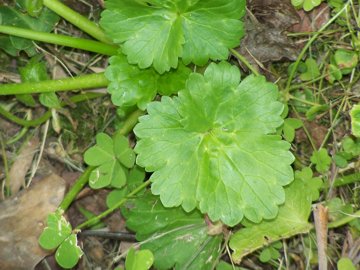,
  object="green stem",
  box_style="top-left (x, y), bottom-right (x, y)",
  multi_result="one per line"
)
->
top-left (0, 134), bottom-right (10, 196)
top-left (76, 179), bottom-right (151, 230)
top-left (0, 93), bottom-right (105, 127)
top-left (230, 48), bottom-right (260, 76)
top-left (0, 73), bottom-right (108, 96)
top-left (59, 167), bottom-right (94, 211)
top-left (332, 172), bottom-right (360, 187)
top-left (284, 2), bottom-right (350, 94)
top-left (118, 110), bottom-right (145, 136)
top-left (328, 209), bottom-right (360, 229)
top-left (0, 25), bottom-right (117, 55)
top-left (43, 0), bottom-right (112, 44)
